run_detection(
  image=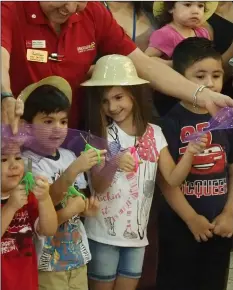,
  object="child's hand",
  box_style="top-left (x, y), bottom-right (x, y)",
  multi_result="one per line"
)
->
top-left (186, 135), bottom-right (208, 155)
top-left (7, 184), bottom-right (28, 212)
top-left (212, 211), bottom-right (233, 238)
top-left (119, 152), bottom-right (135, 172)
top-left (66, 195), bottom-right (86, 217)
top-left (186, 214), bottom-right (215, 242)
top-left (77, 149), bottom-right (106, 172)
top-left (33, 176), bottom-right (50, 202)
top-left (82, 196), bottom-right (99, 217)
